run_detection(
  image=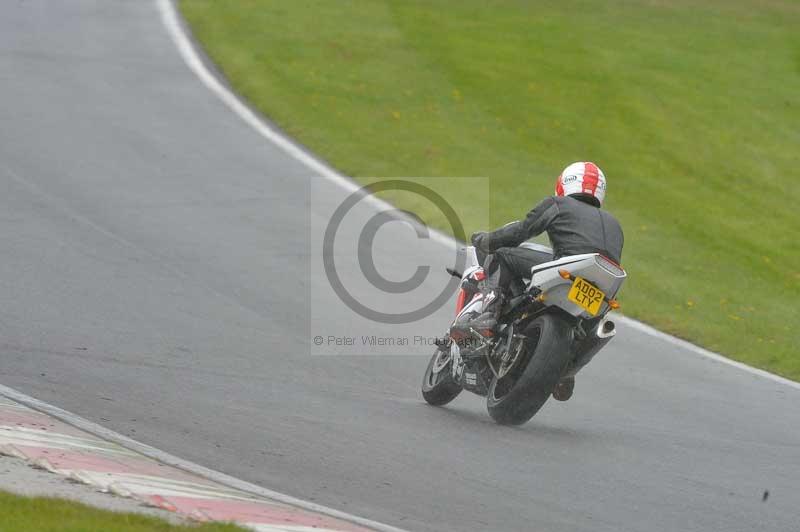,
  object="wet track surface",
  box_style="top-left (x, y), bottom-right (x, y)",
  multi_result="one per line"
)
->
top-left (1, 2), bottom-right (798, 531)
